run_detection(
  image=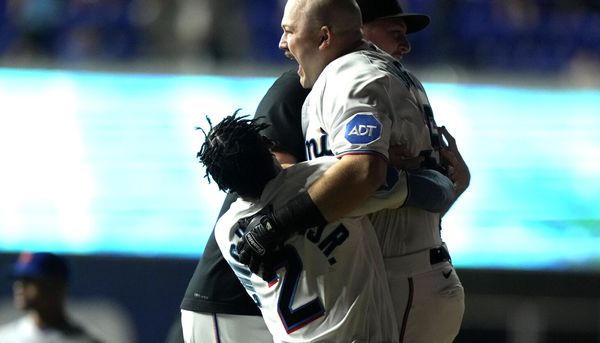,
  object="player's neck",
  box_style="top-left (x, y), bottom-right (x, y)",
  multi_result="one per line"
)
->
top-left (340, 38), bottom-right (368, 57)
